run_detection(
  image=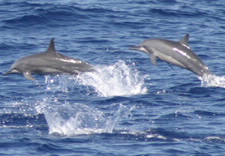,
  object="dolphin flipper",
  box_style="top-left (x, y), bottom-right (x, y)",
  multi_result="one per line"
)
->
top-left (167, 63), bottom-right (174, 69)
top-left (151, 55), bottom-right (157, 65)
top-left (23, 72), bottom-right (35, 80)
